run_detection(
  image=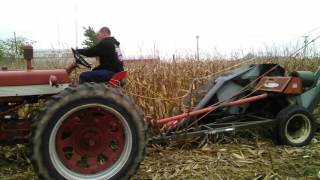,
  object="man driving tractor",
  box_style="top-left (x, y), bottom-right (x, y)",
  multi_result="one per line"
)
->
top-left (73, 26), bottom-right (124, 83)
